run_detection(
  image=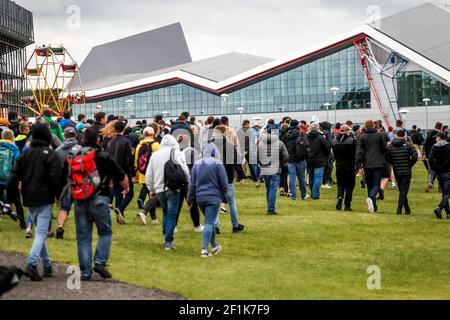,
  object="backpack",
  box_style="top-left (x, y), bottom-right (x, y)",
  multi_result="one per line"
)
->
top-left (164, 148), bottom-right (188, 191)
top-left (67, 147), bottom-right (102, 201)
top-left (137, 141), bottom-right (156, 174)
top-left (0, 146), bottom-right (13, 183)
top-left (0, 266), bottom-right (23, 297)
top-left (295, 134), bottom-right (310, 161)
